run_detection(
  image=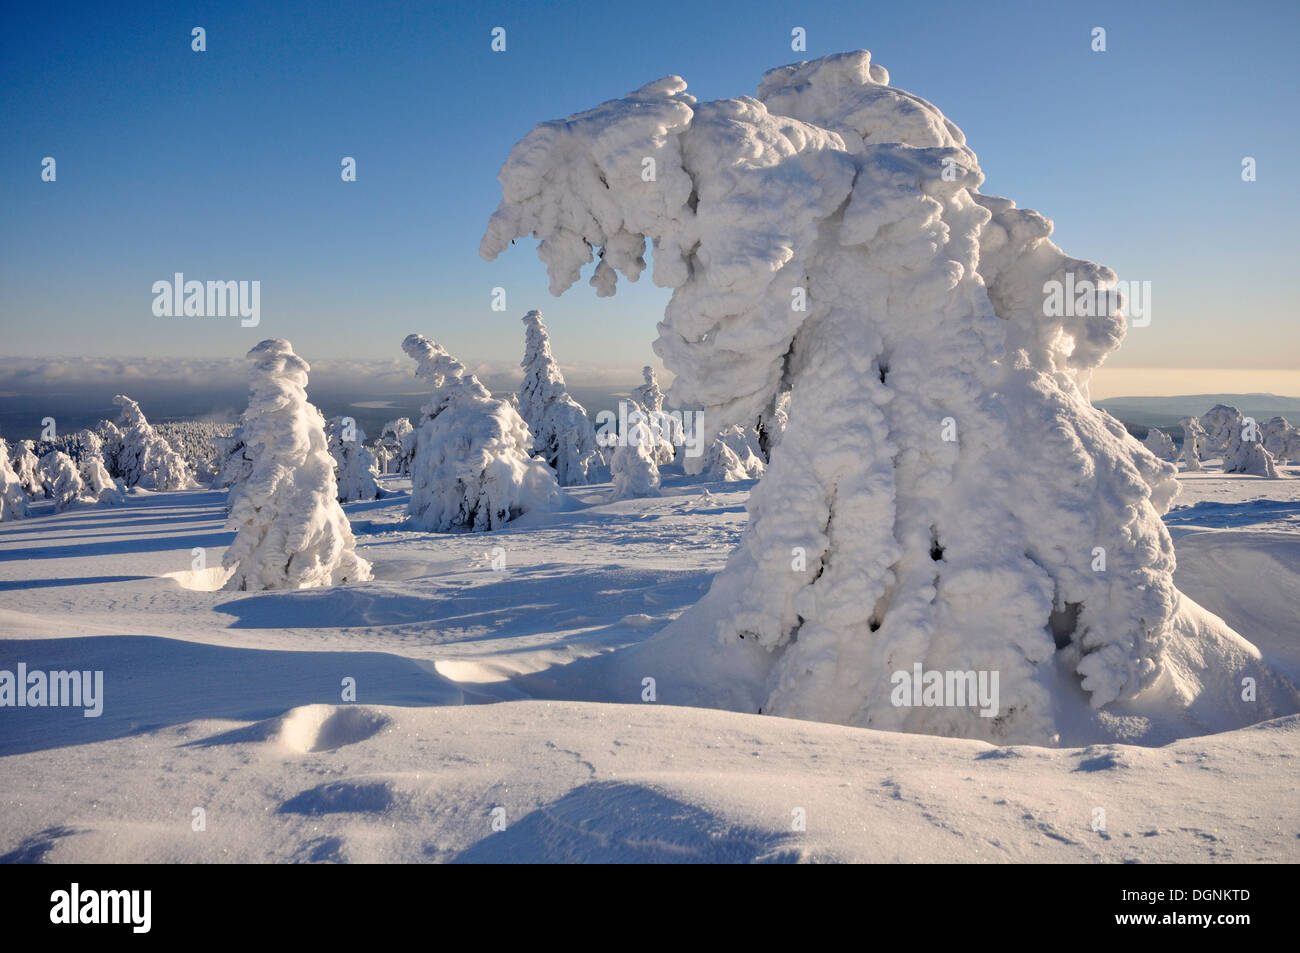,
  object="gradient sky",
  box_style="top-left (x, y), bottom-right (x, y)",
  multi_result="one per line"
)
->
top-left (2, 0), bottom-right (1297, 398)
